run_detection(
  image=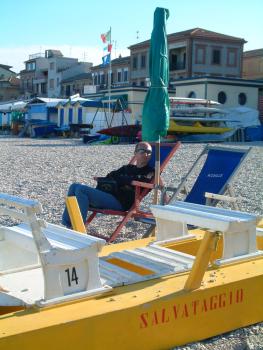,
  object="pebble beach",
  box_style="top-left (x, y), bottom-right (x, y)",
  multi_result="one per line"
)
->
top-left (0, 136), bottom-right (262, 349)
